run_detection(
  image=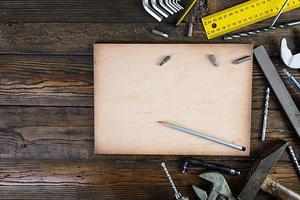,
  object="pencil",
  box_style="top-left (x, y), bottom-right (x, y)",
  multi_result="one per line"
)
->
top-left (158, 121), bottom-right (246, 151)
